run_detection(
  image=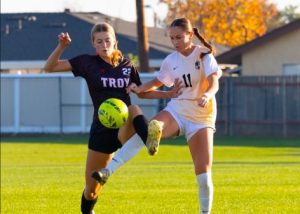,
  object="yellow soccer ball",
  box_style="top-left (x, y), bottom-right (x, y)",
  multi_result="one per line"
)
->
top-left (98, 98), bottom-right (129, 129)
